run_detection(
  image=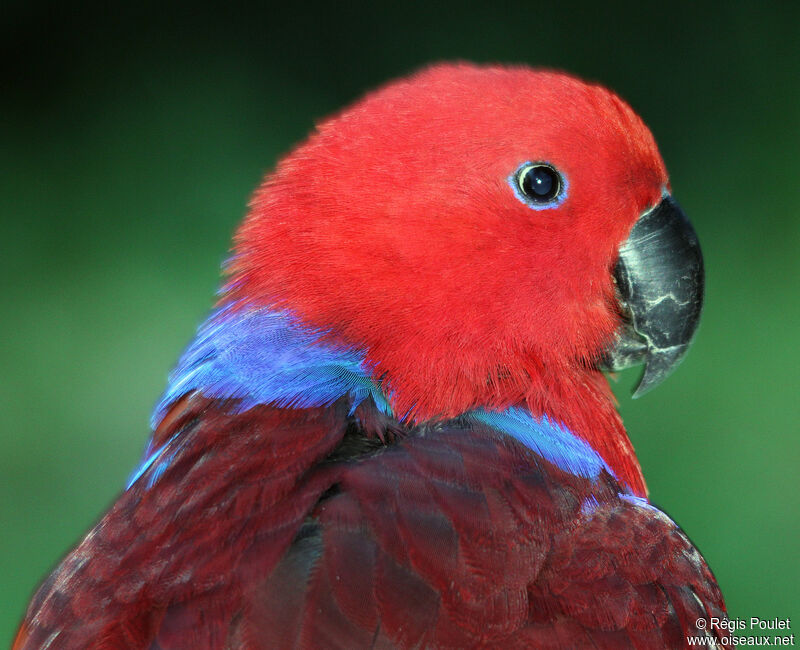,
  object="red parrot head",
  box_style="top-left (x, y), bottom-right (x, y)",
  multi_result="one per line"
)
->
top-left (228, 63), bottom-right (703, 488)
